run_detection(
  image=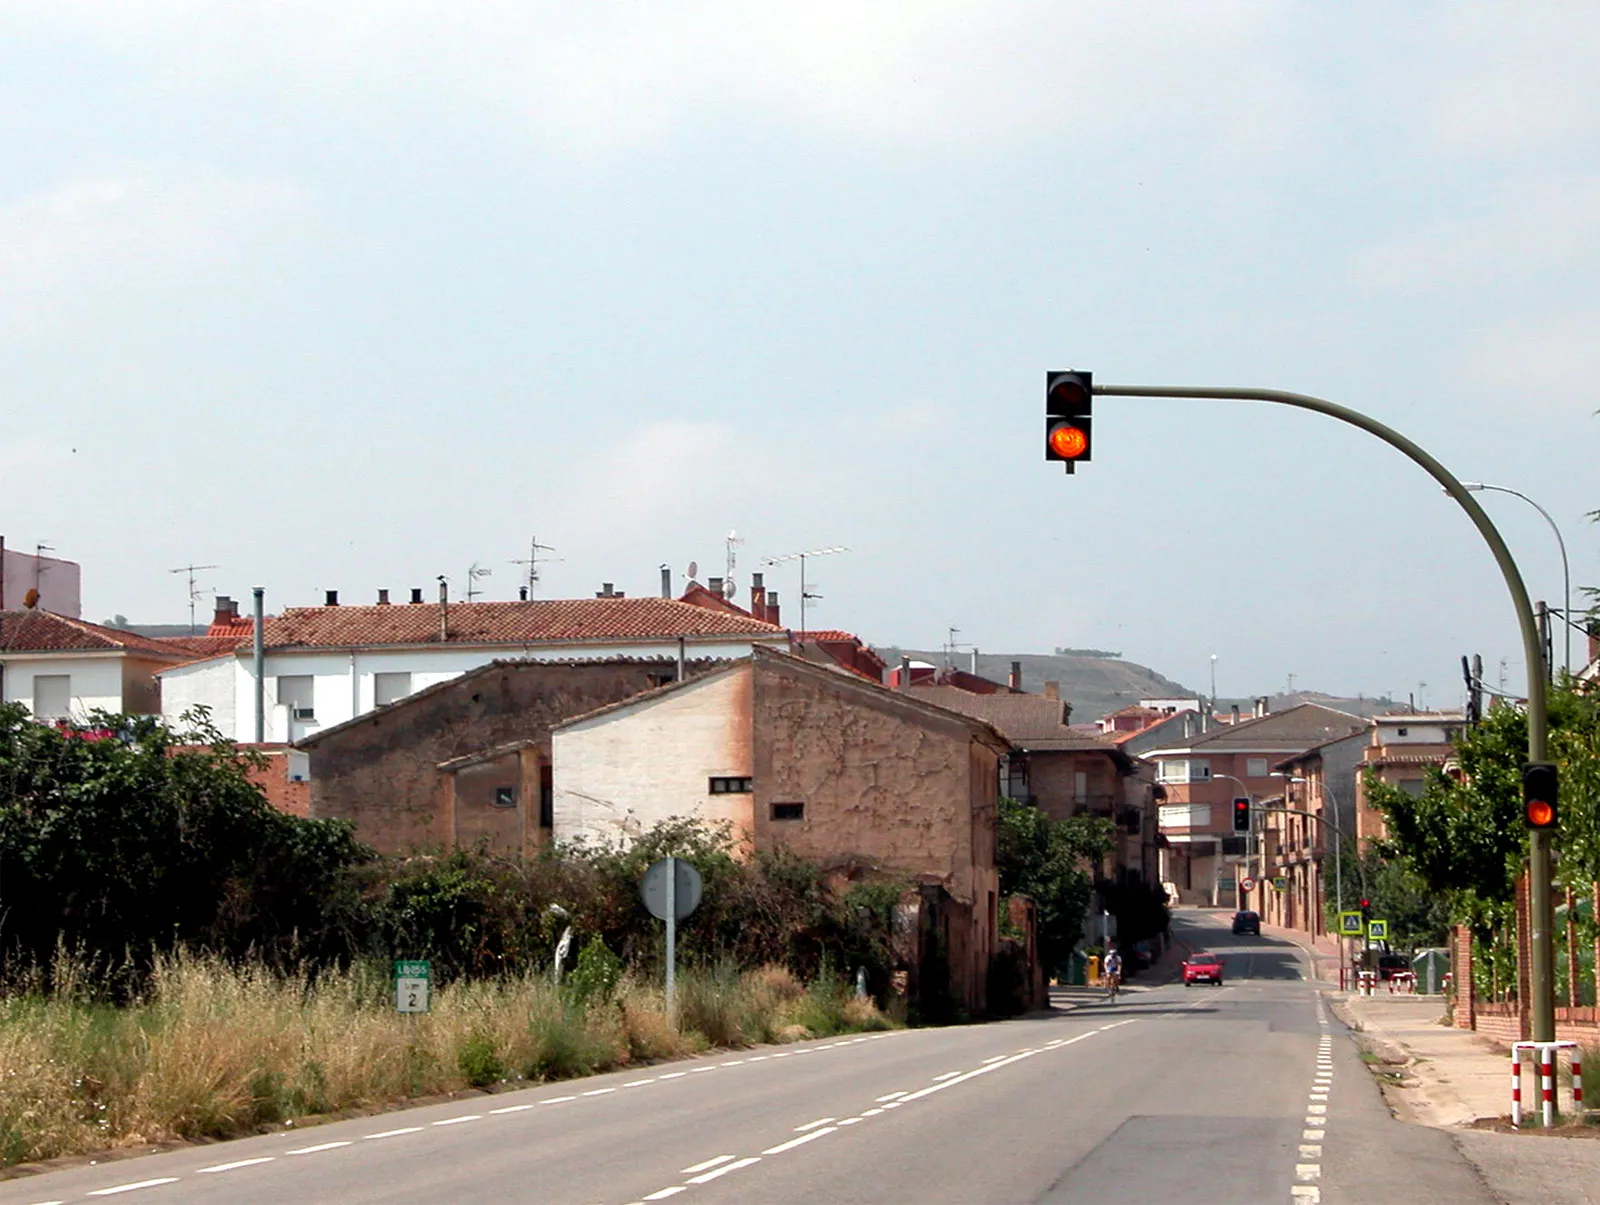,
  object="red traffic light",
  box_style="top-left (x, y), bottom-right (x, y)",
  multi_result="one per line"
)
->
top-left (1524, 762), bottom-right (1558, 830)
top-left (1048, 422), bottom-right (1089, 460)
top-left (1360, 899), bottom-right (1370, 910)
top-left (1526, 799), bottom-right (1555, 828)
